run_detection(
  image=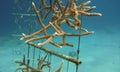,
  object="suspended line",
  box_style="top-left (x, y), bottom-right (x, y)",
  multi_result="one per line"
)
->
top-left (76, 0), bottom-right (84, 72)
top-left (32, 47), bottom-right (36, 66)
